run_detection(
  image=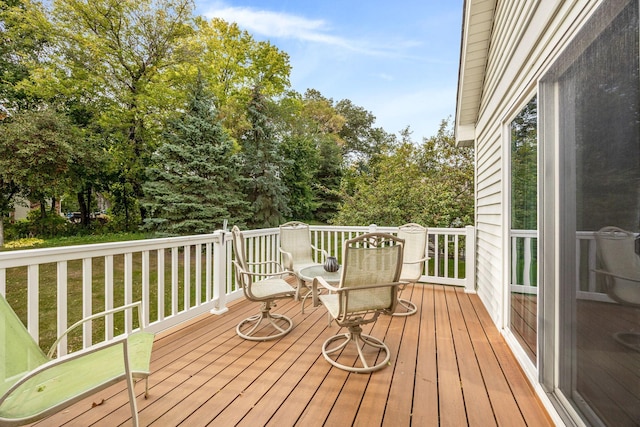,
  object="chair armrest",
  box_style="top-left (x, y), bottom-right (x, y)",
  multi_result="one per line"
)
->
top-left (240, 269), bottom-right (292, 280)
top-left (310, 245), bottom-right (329, 261)
top-left (246, 260), bottom-right (287, 271)
top-left (279, 248), bottom-right (294, 271)
top-left (0, 332), bottom-right (153, 423)
top-left (404, 256), bottom-right (429, 265)
top-left (312, 277), bottom-right (340, 307)
top-left (592, 269), bottom-right (640, 283)
top-left (47, 302), bottom-right (143, 359)
top-left (234, 261), bottom-right (291, 282)
top-left (339, 281), bottom-right (408, 293)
